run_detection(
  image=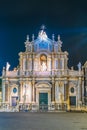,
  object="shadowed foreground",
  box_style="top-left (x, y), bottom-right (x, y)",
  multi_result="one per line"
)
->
top-left (0, 112), bottom-right (87, 130)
